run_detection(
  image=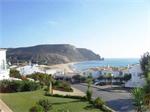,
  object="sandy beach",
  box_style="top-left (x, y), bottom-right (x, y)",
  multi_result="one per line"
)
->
top-left (39, 62), bottom-right (77, 74)
top-left (49, 62), bottom-right (76, 73)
